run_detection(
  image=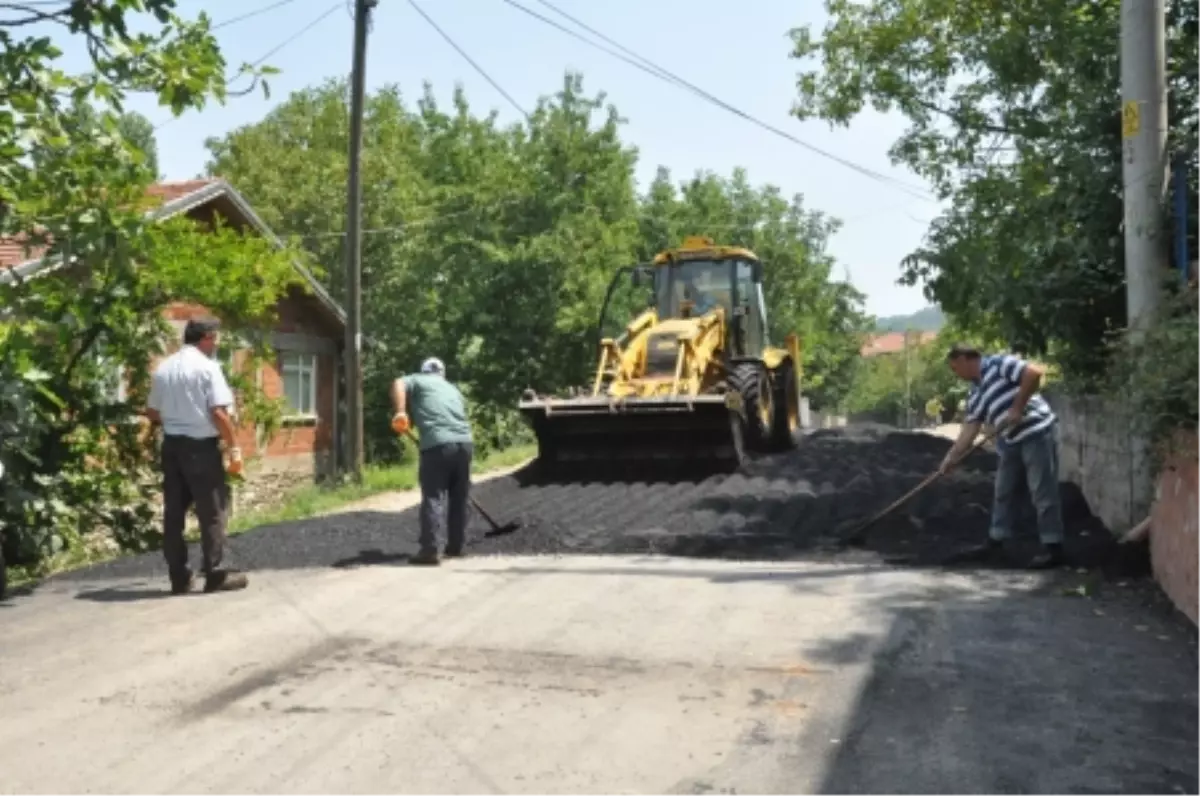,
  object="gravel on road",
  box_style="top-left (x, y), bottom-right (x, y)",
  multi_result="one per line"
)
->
top-left (56, 426), bottom-right (1145, 583)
